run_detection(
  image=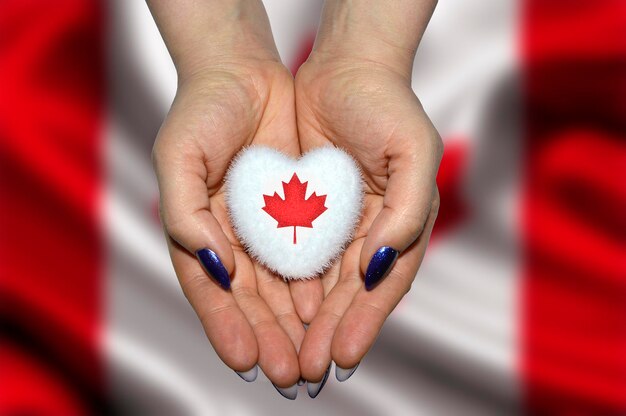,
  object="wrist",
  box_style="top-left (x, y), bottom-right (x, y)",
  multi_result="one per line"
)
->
top-left (311, 0), bottom-right (437, 79)
top-left (175, 43), bottom-right (282, 84)
top-left (309, 41), bottom-right (415, 82)
top-left (148, 0), bottom-right (282, 81)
